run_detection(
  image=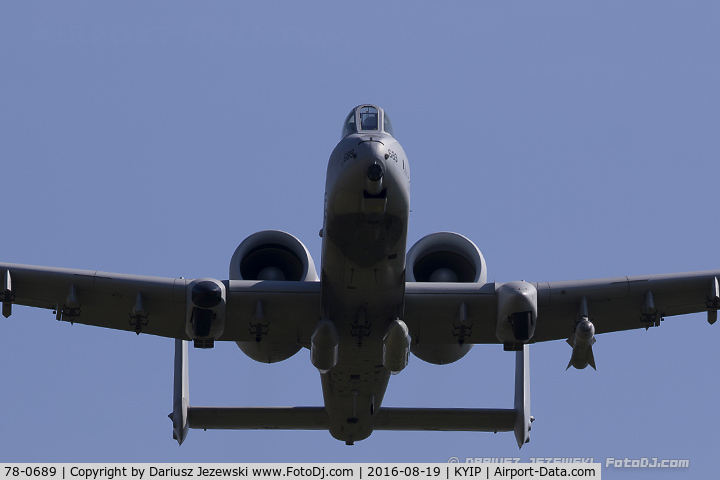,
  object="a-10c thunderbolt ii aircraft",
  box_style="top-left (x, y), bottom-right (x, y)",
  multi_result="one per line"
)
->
top-left (1, 105), bottom-right (718, 448)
